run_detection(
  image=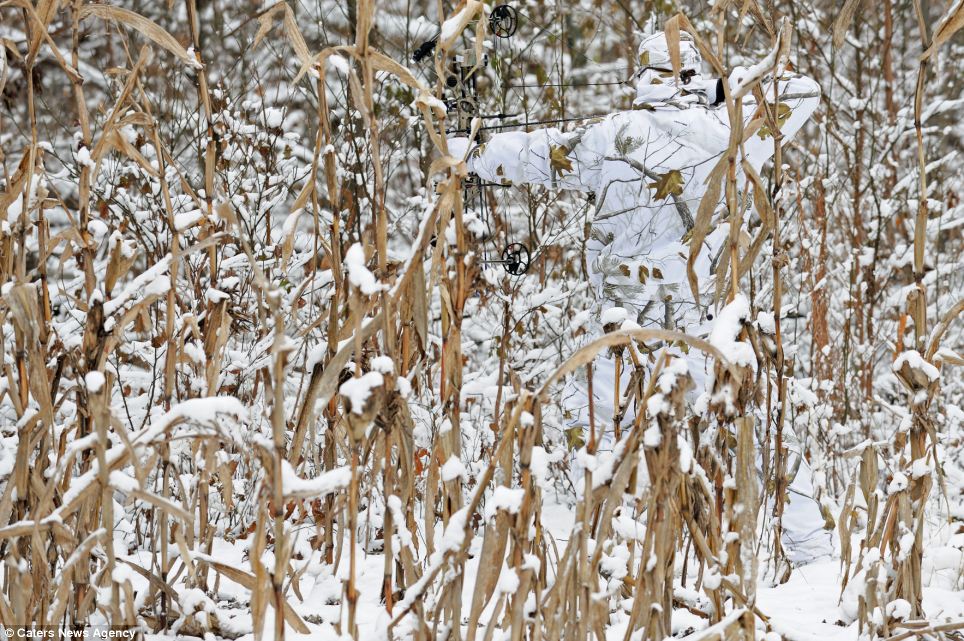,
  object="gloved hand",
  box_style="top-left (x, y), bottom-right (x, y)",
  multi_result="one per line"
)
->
top-left (682, 77), bottom-right (726, 106)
